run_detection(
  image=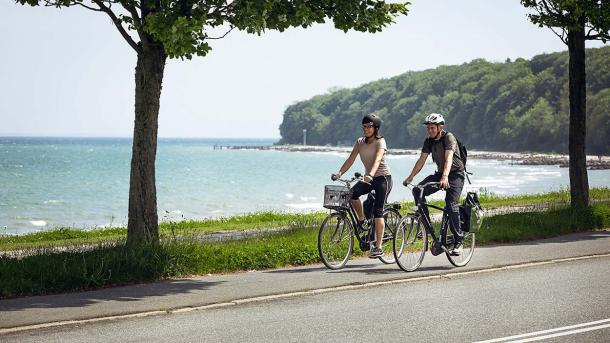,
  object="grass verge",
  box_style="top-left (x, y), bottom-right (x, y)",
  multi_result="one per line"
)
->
top-left (2, 188), bottom-right (609, 251)
top-left (1, 203), bottom-right (609, 298)
top-left (0, 212), bottom-right (327, 251)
